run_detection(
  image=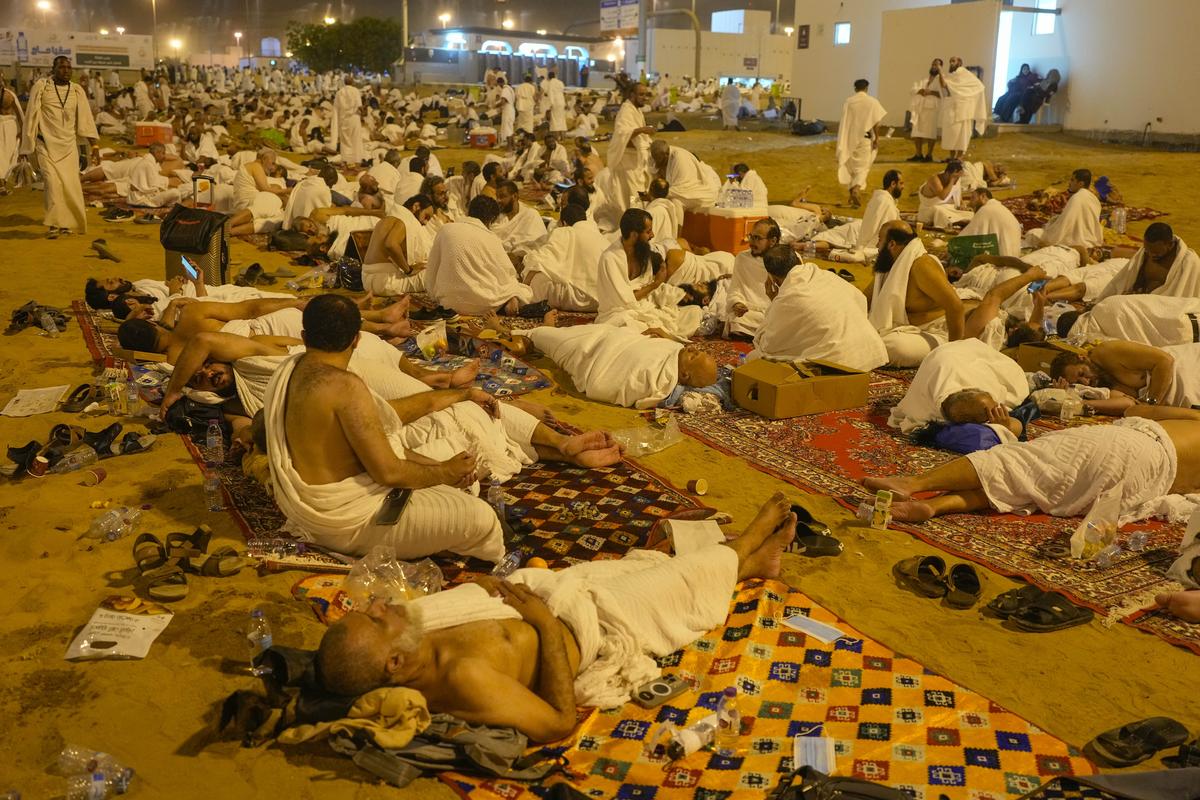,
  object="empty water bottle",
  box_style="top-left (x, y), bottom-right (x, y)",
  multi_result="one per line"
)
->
top-left (714, 686), bottom-right (742, 755)
top-left (58, 745), bottom-right (129, 781)
top-left (1095, 543), bottom-right (1122, 569)
top-left (64, 771), bottom-right (131, 800)
top-left (1126, 531), bottom-right (1149, 552)
top-left (1113, 207), bottom-right (1128, 234)
top-left (84, 506), bottom-right (141, 542)
top-left (486, 480), bottom-right (506, 519)
top-left (491, 549), bottom-right (524, 578)
top-left (205, 419), bottom-right (224, 466)
top-left (50, 445), bottom-right (99, 474)
top-left (246, 537), bottom-right (304, 558)
top-left (246, 609), bottom-right (273, 676)
top-left (39, 311), bottom-right (60, 337)
top-left (204, 471), bottom-right (224, 511)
